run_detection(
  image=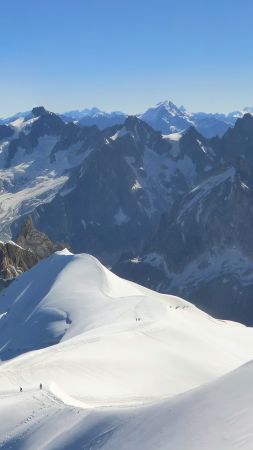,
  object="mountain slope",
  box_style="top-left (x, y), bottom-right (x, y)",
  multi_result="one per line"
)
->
top-left (29, 118), bottom-right (218, 264)
top-left (58, 359), bottom-right (253, 450)
top-left (139, 100), bottom-right (195, 134)
top-left (0, 106), bottom-right (102, 239)
top-left (114, 115), bottom-right (253, 324)
top-left (1, 356), bottom-right (253, 450)
top-left (3, 106), bottom-right (253, 325)
top-left (1, 251), bottom-right (253, 448)
top-left (1, 250), bottom-right (253, 396)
